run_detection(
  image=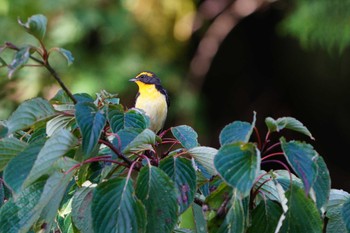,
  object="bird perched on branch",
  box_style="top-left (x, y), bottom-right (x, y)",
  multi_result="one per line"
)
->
top-left (129, 71), bottom-right (170, 133)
